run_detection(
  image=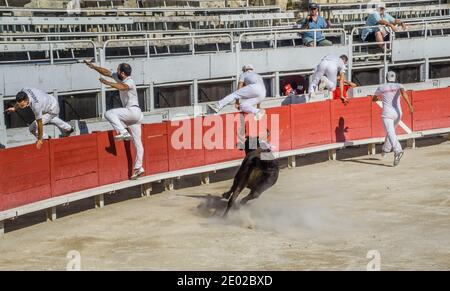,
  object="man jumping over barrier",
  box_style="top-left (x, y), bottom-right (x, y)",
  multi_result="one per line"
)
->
top-left (308, 54), bottom-right (349, 104)
top-left (84, 60), bottom-right (145, 180)
top-left (5, 88), bottom-right (74, 149)
top-left (208, 64), bottom-right (267, 121)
